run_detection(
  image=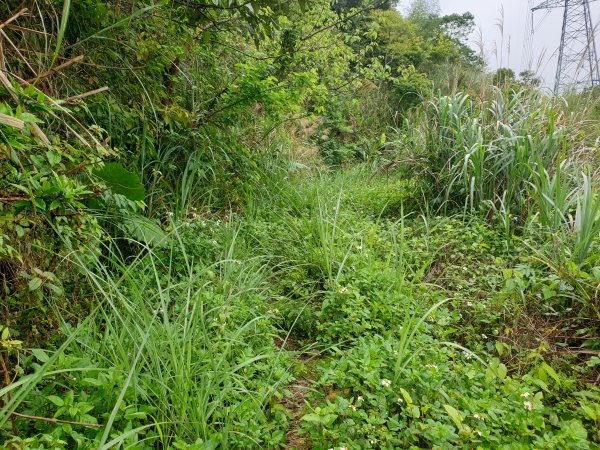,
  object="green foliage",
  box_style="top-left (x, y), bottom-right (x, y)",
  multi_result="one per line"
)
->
top-left (2, 0), bottom-right (600, 449)
top-left (93, 163), bottom-right (145, 202)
